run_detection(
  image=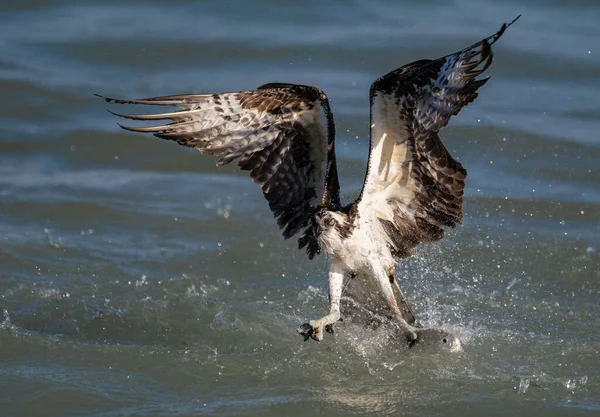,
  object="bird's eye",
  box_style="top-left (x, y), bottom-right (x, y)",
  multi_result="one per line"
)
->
top-left (327, 218), bottom-right (336, 226)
